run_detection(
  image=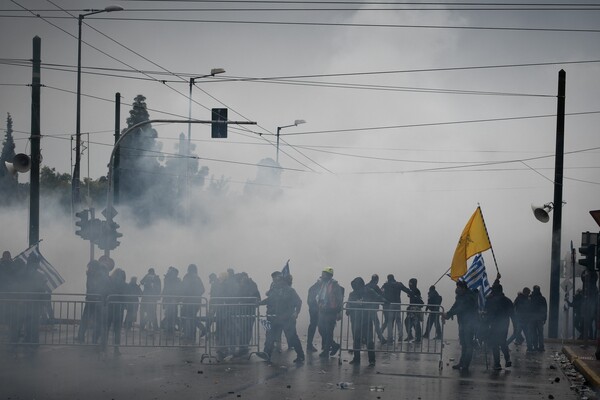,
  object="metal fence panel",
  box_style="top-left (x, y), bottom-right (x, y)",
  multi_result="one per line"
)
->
top-left (0, 293), bottom-right (210, 354)
top-left (339, 301), bottom-right (445, 369)
top-left (204, 297), bottom-right (260, 363)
